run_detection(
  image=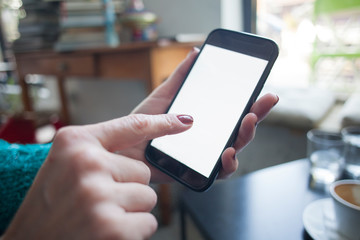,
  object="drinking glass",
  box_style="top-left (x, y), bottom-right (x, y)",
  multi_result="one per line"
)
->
top-left (341, 126), bottom-right (360, 180)
top-left (307, 129), bottom-right (345, 185)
